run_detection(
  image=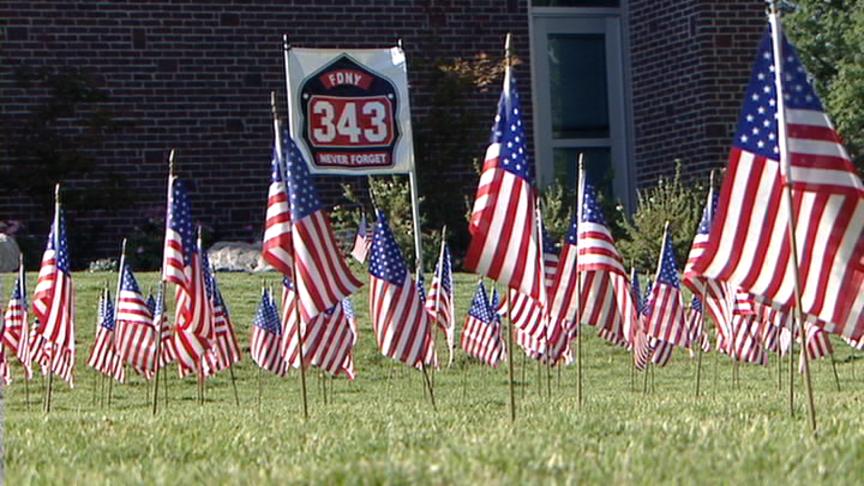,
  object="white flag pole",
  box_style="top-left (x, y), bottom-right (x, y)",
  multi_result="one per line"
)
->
top-left (768, 2), bottom-right (817, 432)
